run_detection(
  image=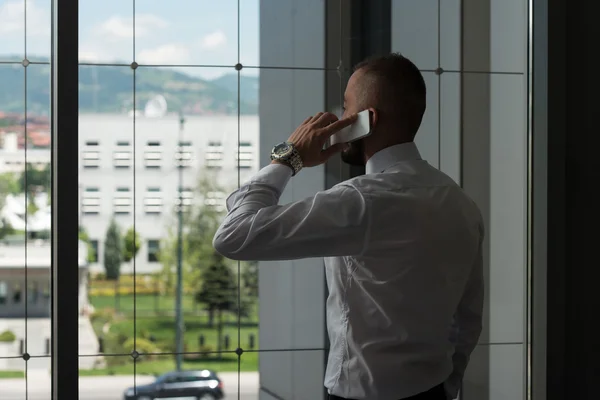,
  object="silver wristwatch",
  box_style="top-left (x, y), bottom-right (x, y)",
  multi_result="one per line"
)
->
top-left (270, 141), bottom-right (303, 176)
